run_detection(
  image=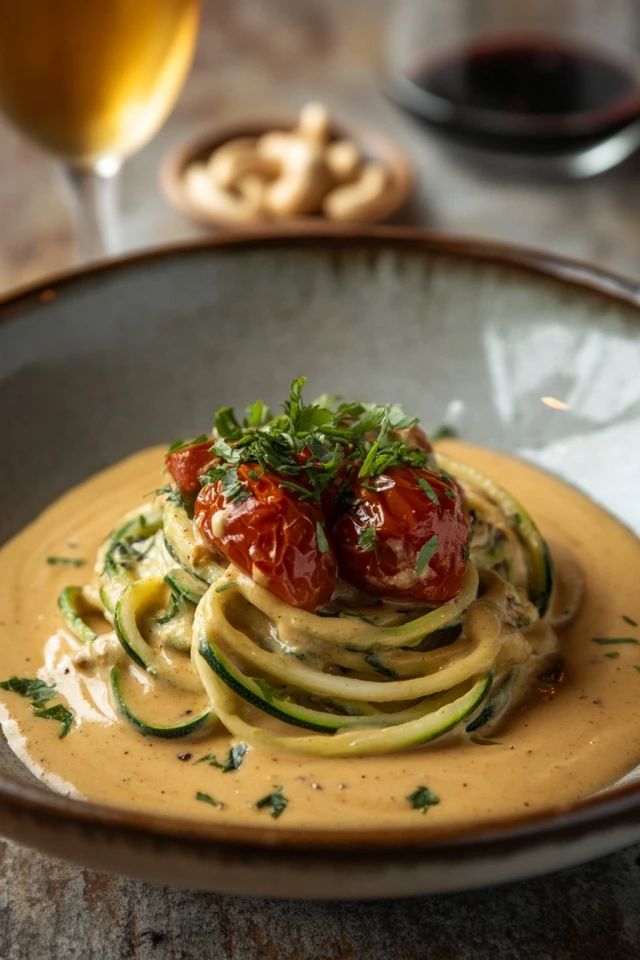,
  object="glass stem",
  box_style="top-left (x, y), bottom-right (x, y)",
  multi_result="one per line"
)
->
top-left (58, 160), bottom-right (122, 263)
